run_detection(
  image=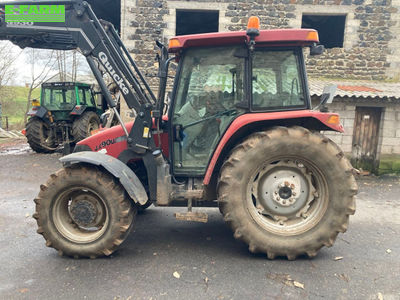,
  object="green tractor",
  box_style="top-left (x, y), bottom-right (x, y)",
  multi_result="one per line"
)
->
top-left (26, 82), bottom-right (105, 153)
